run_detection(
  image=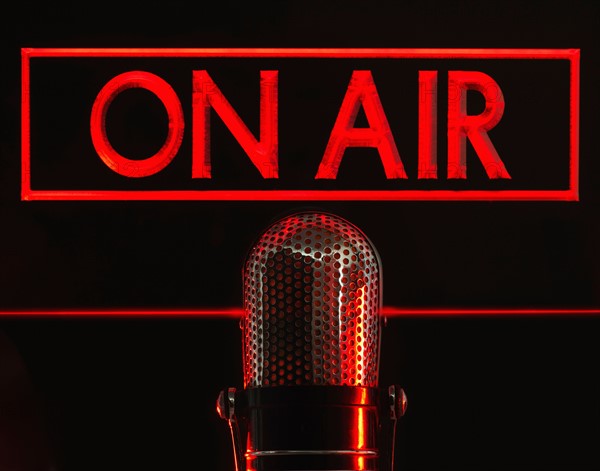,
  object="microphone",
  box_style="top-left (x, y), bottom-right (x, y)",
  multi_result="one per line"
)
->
top-left (217, 211), bottom-right (406, 471)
